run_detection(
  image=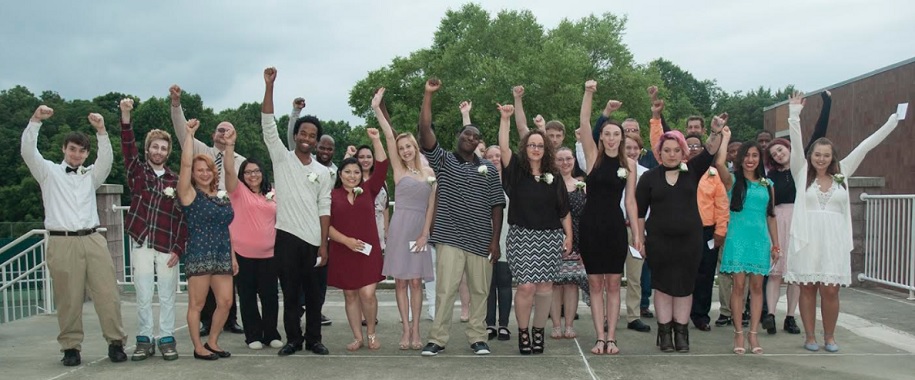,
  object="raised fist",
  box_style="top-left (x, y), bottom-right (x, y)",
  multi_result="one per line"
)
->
top-left (367, 128), bottom-right (380, 140)
top-left (607, 100), bottom-right (623, 112)
top-left (345, 145), bottom-right (357, 157)
top-left (32, 105), bottom-right (54, 121)
top-left (721, 126), bottom-right (731, 139)
top-left (120, 98), bottom-right (134, 113)
top-left (425, 78), bottom-right (441, 93)
top-left (169, 85), bottom-right (181, 105)
top-left (264, 67), bottom-right (277, 84)
top-left (647, 86), bottom-right (659, 99)
top-left (293, 97), bottom-right (306, 110)
top-left (711, 113), bottom-right (728, 133)
top-left (224, 128), bottom-right (237, 145)
top-left (533, 114), bottom-right (545, 129)
top-left (459, 100), bottom-right (472, 114)
top-left (584, 80), bottom-right (597, 93)
top-left (186, 119), bottom-right (200, 135)
top-left (371, 88), bottom-right (385, 109)
top-left (497, 103), bottom-right (514, 118)
top-left (512, 85), bottom-right (525, 98)
top-left (789, 91), bottom-right (805, 107)
top-left (651, 99), bottom-right (665, 115)
top-left (87, 113), bottom-right (105, 132)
